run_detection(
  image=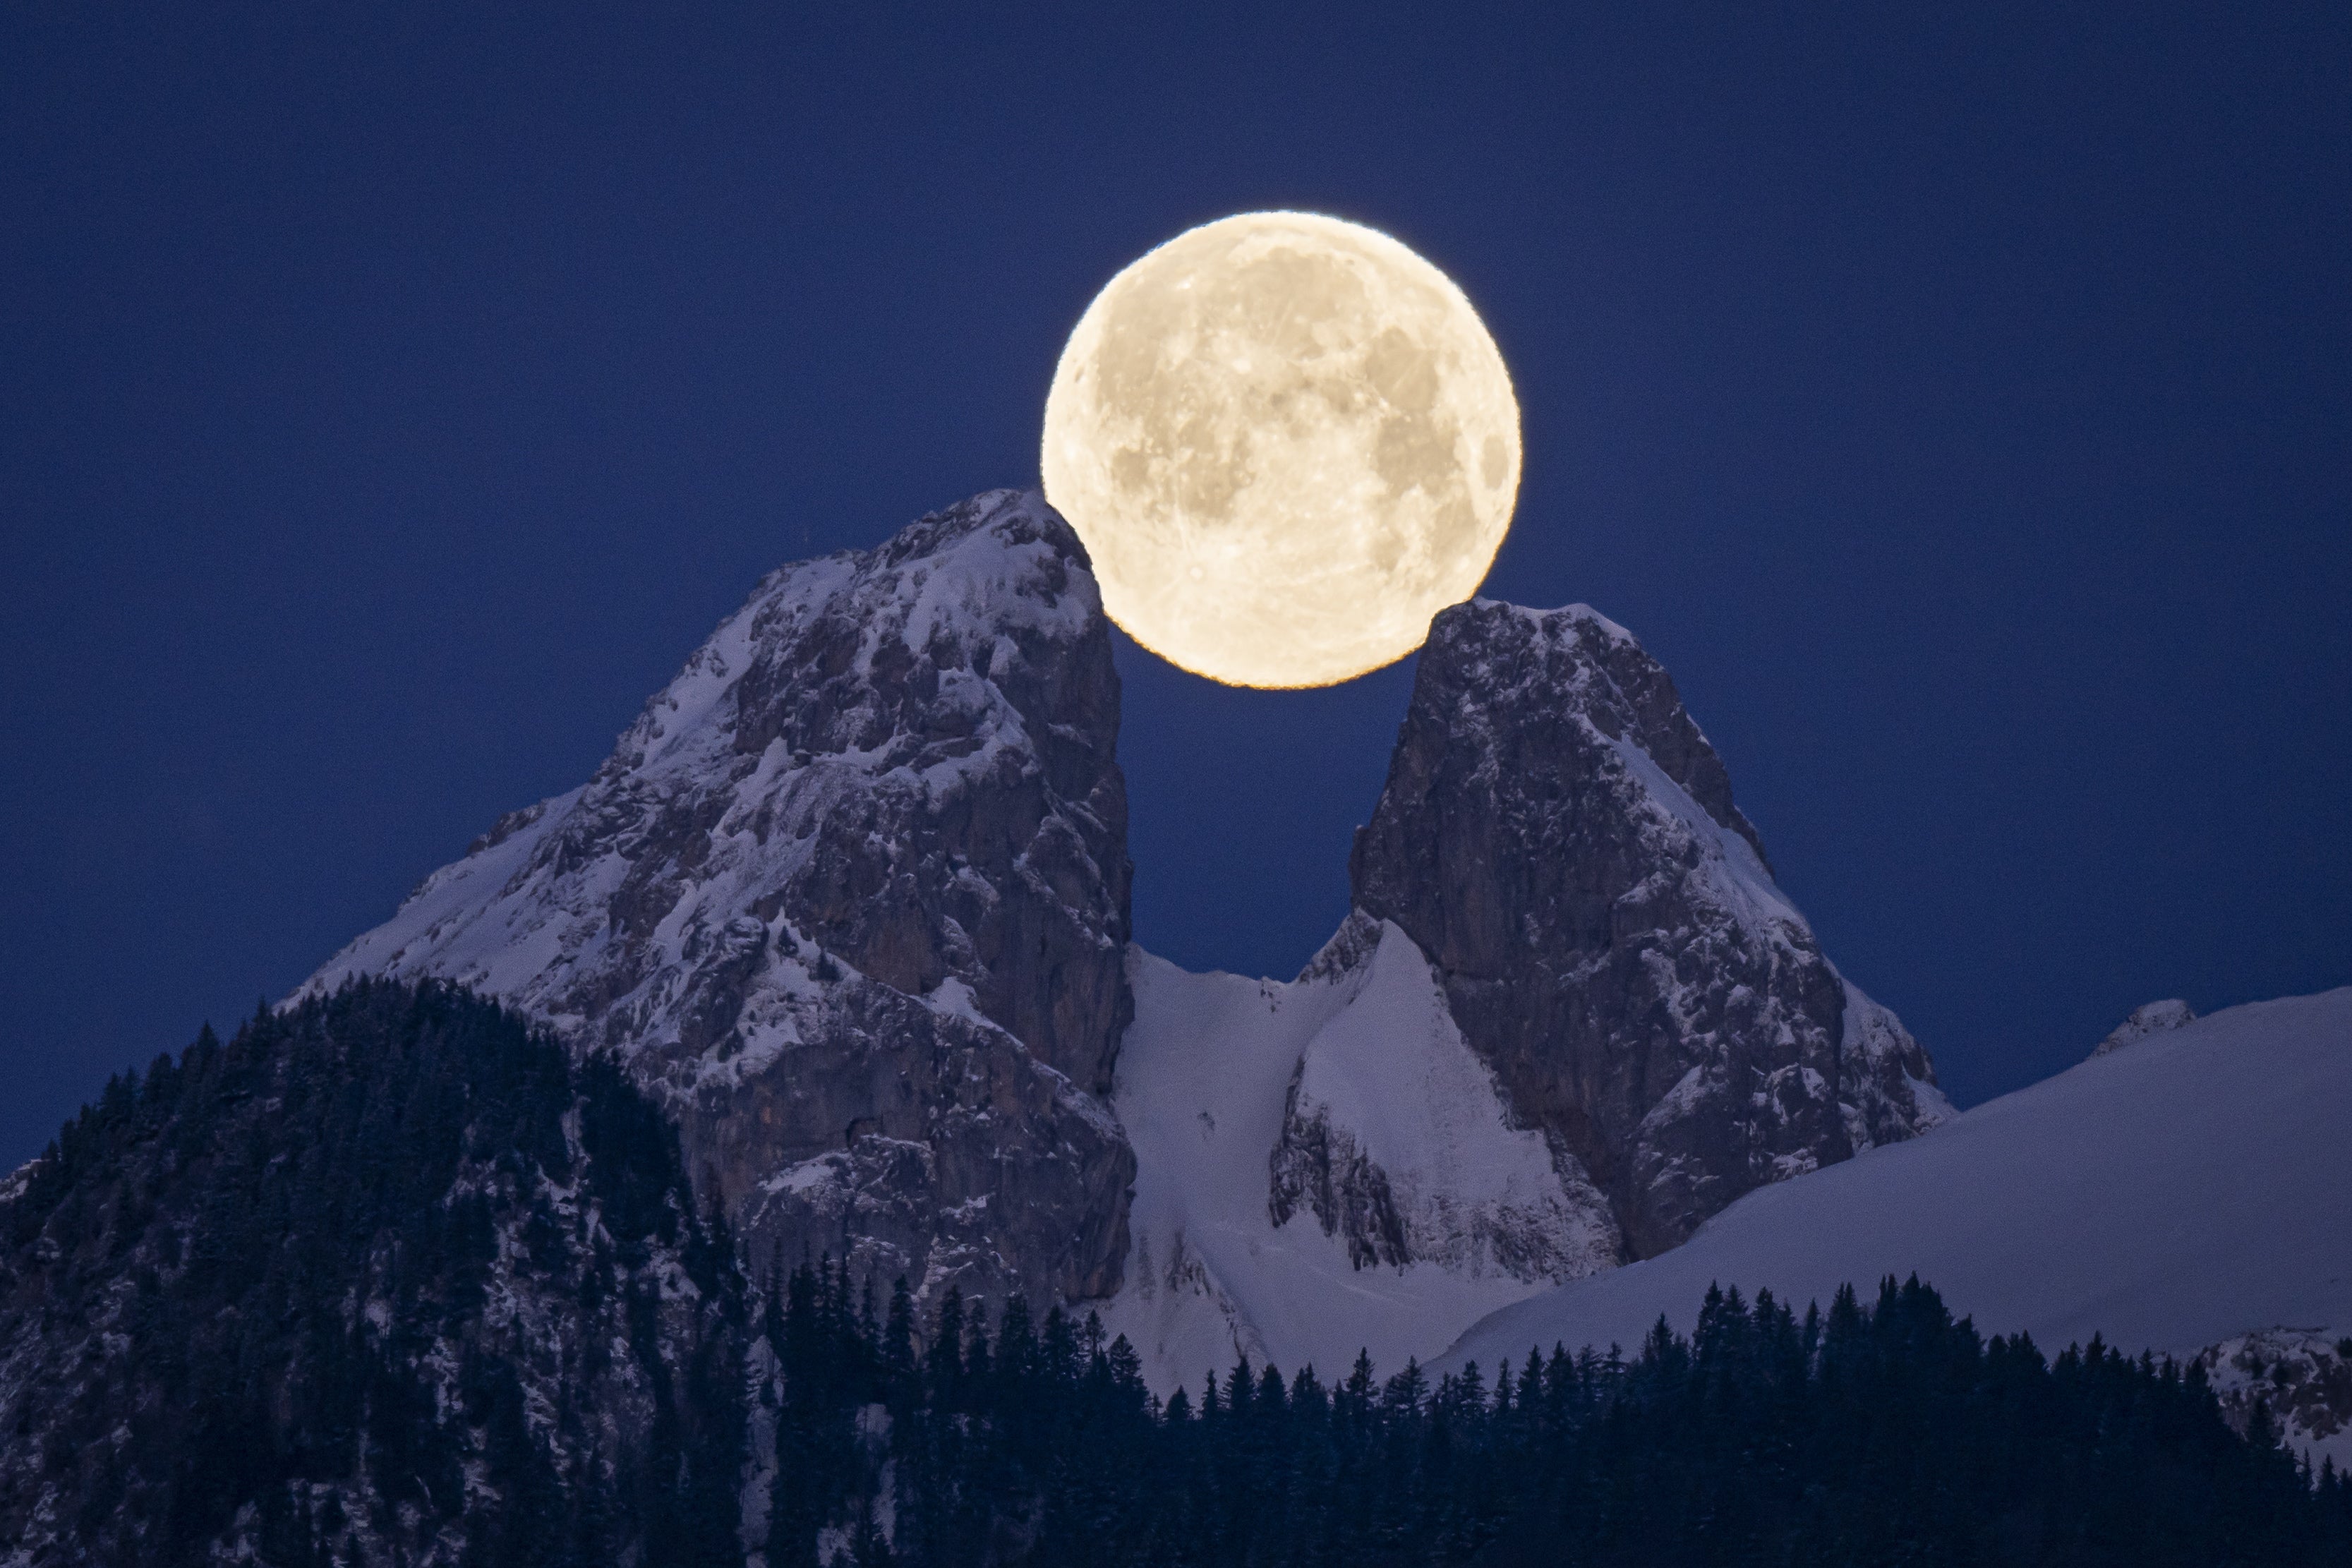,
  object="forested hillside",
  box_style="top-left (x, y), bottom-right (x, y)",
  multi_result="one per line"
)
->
top-left (0, 980), bottom-right (748, 1567)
